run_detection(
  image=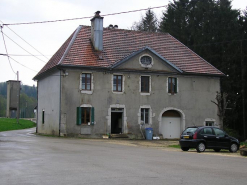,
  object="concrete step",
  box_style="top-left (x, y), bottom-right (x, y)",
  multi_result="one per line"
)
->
top-left (110, 134), bottom-right (129, 138)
